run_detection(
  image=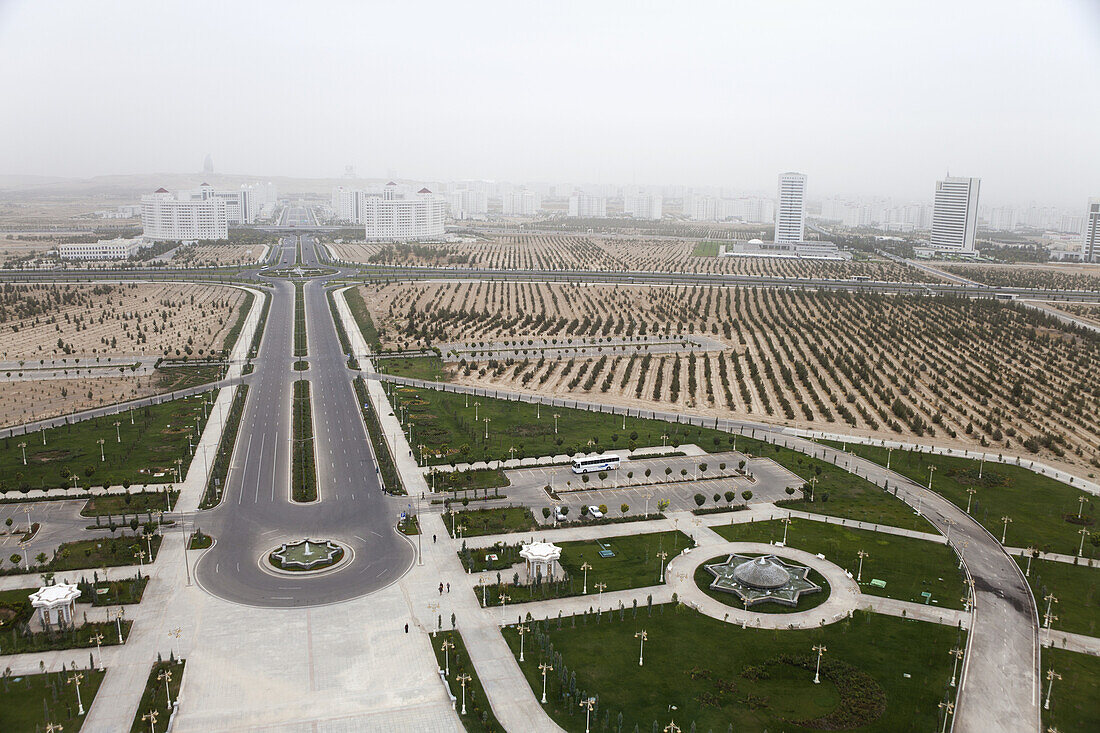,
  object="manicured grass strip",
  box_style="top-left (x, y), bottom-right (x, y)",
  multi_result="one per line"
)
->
top-left (3, 533), bottom-right (163, 575)
top-left (247, 290), bottom-right (271, 359)
top-left (821, 440), bottom-right (1100, 557)
top-left (1015, 556), bottom-right (1100, 637)
top-left (81, 490), bottom-right (177, 517)
top-left (431, 630), bottom-right (503, 733)
top-left (292, 380), bottom-right (316, 502)
top-left (451, 506), bottom-right (538, 538)
top-left (0, 668), bottom-right (106, 732)
top-left (189, 530), bottom-right (213, 549)
top-left (353, 376), bottom-right (405, 495)
top-left (1, 619), bottom-right (132, 656)
top-left (201, 384), bottom-right (248, 509)
top-left (0, 391), bottom-right (215, 492)
top-left (129, 659), bottom-right (185, 733)
top-left (693, 554), bottom-right (832, 614)
top-left (472, 530), bottom-right (690, 607)
top-left (435, 468), bottom-right (510, 493)
top-left (503, 605), bottom-right (964, 733)
top-left (326, 288), bottom-right (356, 367)
top-left (692, 240), bottom-right (721, 257)
top-left (153, 365), bottom-right (225, 392)
top-left (1042, 647), bottom-right (1100, 733)
top-left (293, 283), bottom-right (308, 357)
top-left (77, 575), bottom-right (149, 606)
top-left (377, 354), bottom-right (447, 380)
top-left (345, 286), bottom-right (382, 351)
top-left (712, 518), bottom-right (969, 609)
top-left (220, 289), bottom-right (255, 355)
